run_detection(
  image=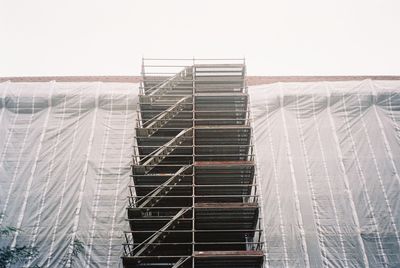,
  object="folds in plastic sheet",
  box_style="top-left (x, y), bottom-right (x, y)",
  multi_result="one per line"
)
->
top-left (1, 80), bottom-right (400, 267)
top-left (251, 80), bottom-right (400, 267)
top-left (0, 82), bottom-right (138, 268)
